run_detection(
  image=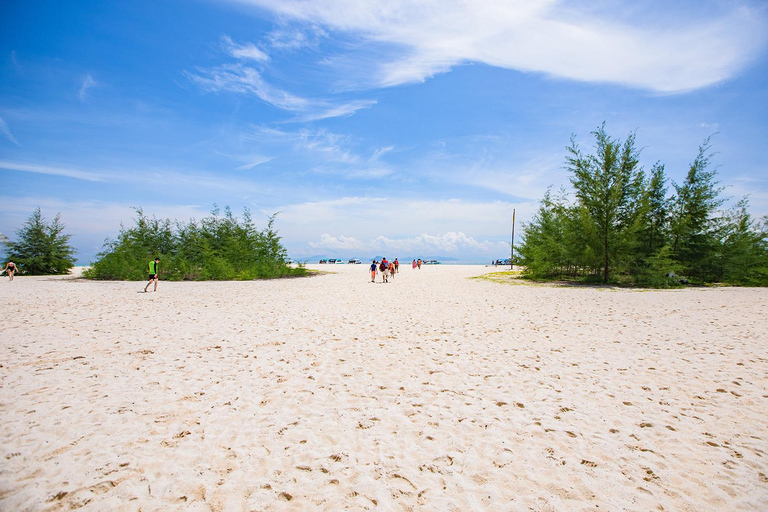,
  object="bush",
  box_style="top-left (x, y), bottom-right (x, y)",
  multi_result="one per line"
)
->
top-left (84, 207), bottom-right (306, 281)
